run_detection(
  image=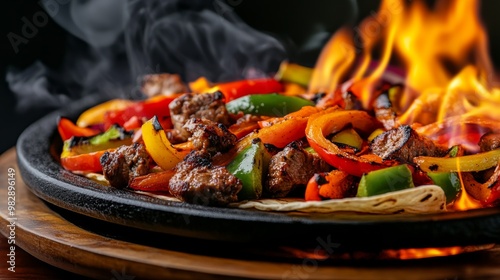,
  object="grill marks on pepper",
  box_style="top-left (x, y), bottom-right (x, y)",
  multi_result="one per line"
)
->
top-left (429, 164), bottom-right (439, 171)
